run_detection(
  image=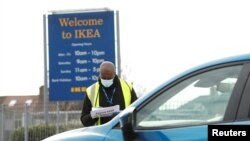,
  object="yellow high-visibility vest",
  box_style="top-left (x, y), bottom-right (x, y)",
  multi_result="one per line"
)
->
top-left (86, 79), bottom-right (132, 125)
